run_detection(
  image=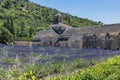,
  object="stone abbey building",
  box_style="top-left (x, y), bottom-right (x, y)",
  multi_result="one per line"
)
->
top-left (33, 13), bottom-right (120, 50)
